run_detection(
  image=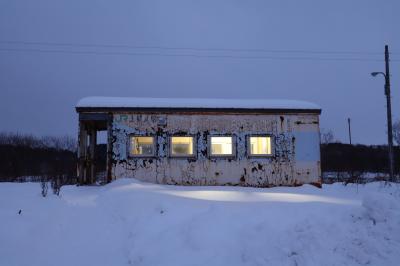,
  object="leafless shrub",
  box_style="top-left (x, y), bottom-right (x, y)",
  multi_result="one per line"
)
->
top-left (344, 171), bottom-right (366, 185)
top-left (40, 178), bottom-right (48, 197)
top-left (320, 129), bottom-right (335, 144)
